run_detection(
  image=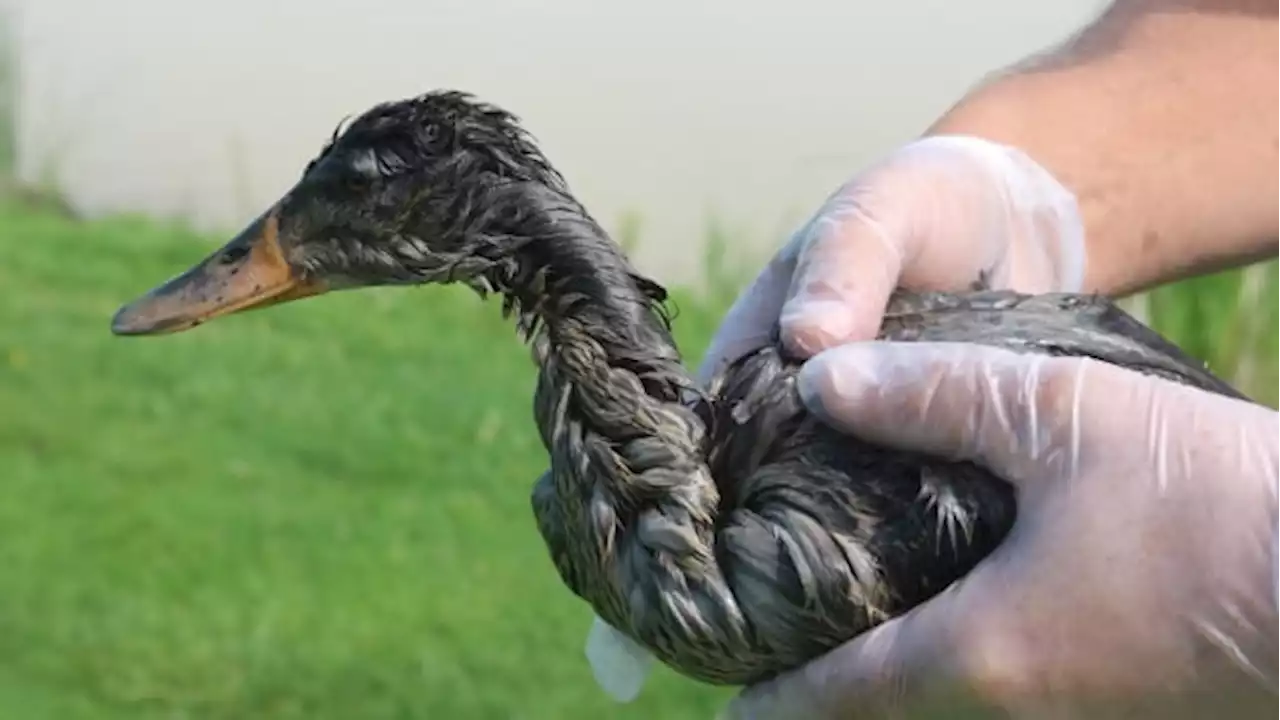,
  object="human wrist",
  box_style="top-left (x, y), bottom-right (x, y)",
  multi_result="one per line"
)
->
top-left (923, 2), bottom-right (1279, 297)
